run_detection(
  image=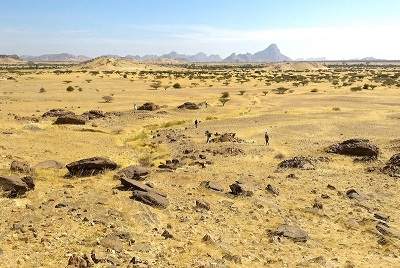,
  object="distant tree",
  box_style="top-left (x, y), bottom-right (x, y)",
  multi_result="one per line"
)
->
top-left (262, 90), bottom-right (269, 96)
top-left (219, 97), bottom-right (230, 107)
top-left (238, 90), bottom-right (246, 95)
top-left (39, 87), bottom-right (46, 93)
top-left (150, 80), bottom-right (162, 90)
top-left (221, 91), bottom-right (230, 98)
